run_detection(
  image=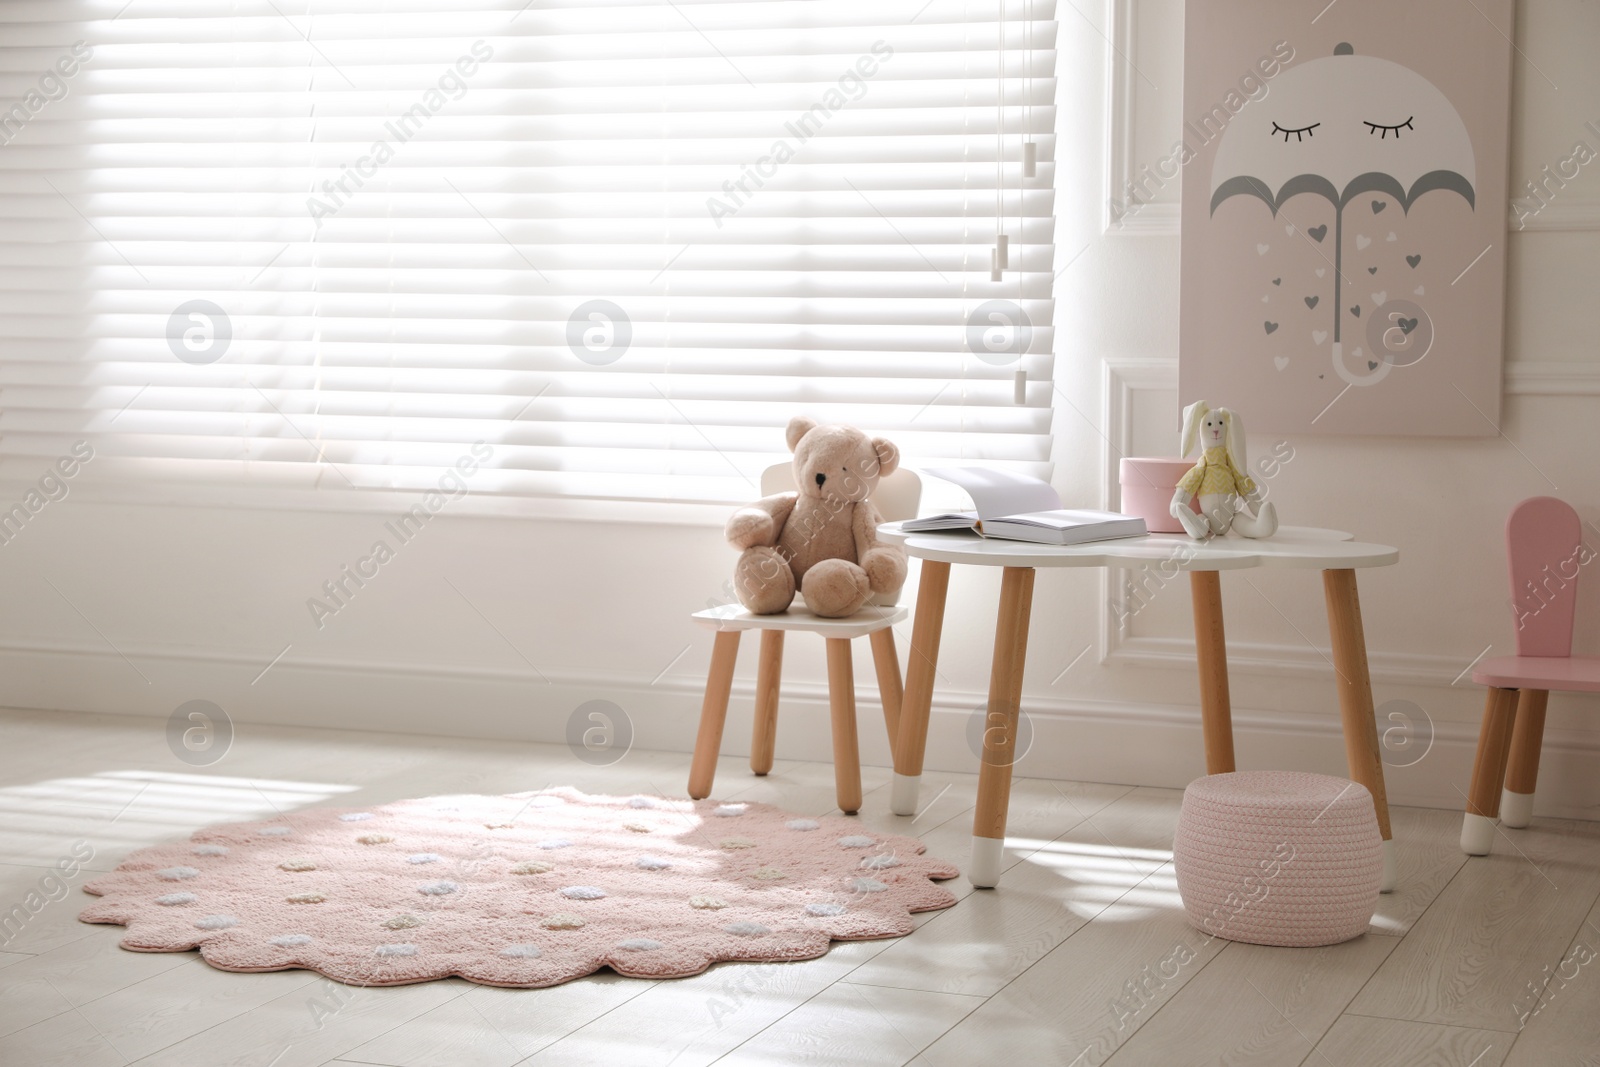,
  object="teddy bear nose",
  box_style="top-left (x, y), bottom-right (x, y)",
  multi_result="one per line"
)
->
top-left (814, 472), bottom-right (827, 486)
